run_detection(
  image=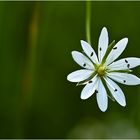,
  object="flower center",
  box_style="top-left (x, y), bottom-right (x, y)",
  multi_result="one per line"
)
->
top-left (97, 65), bottom-right (106, 76)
